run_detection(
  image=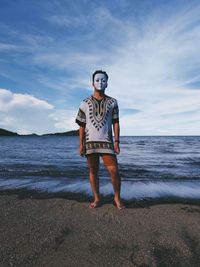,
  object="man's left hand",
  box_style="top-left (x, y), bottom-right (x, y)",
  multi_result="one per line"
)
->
top-left (114, 142), bottom-right (120, 154)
